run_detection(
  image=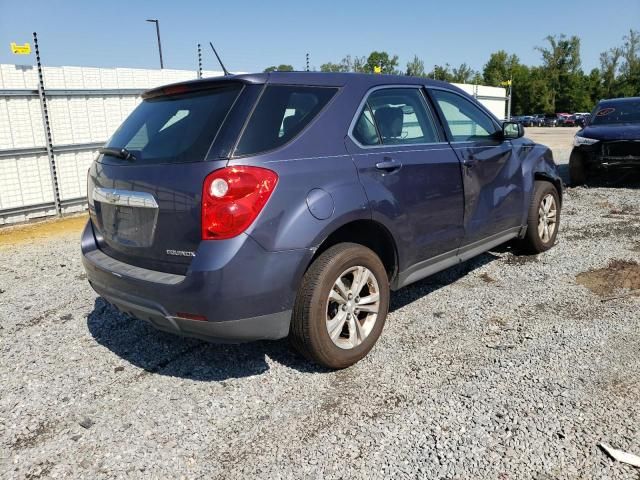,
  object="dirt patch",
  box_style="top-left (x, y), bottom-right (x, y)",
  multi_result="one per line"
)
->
top-left (12, 420), bottom-right (57, 450)
top-left (0, 214), bottom-right (87, 248)
top-left (576, 259), bottom-right (640, 297)
top-left (479, 273), bottom-right (495, 283)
